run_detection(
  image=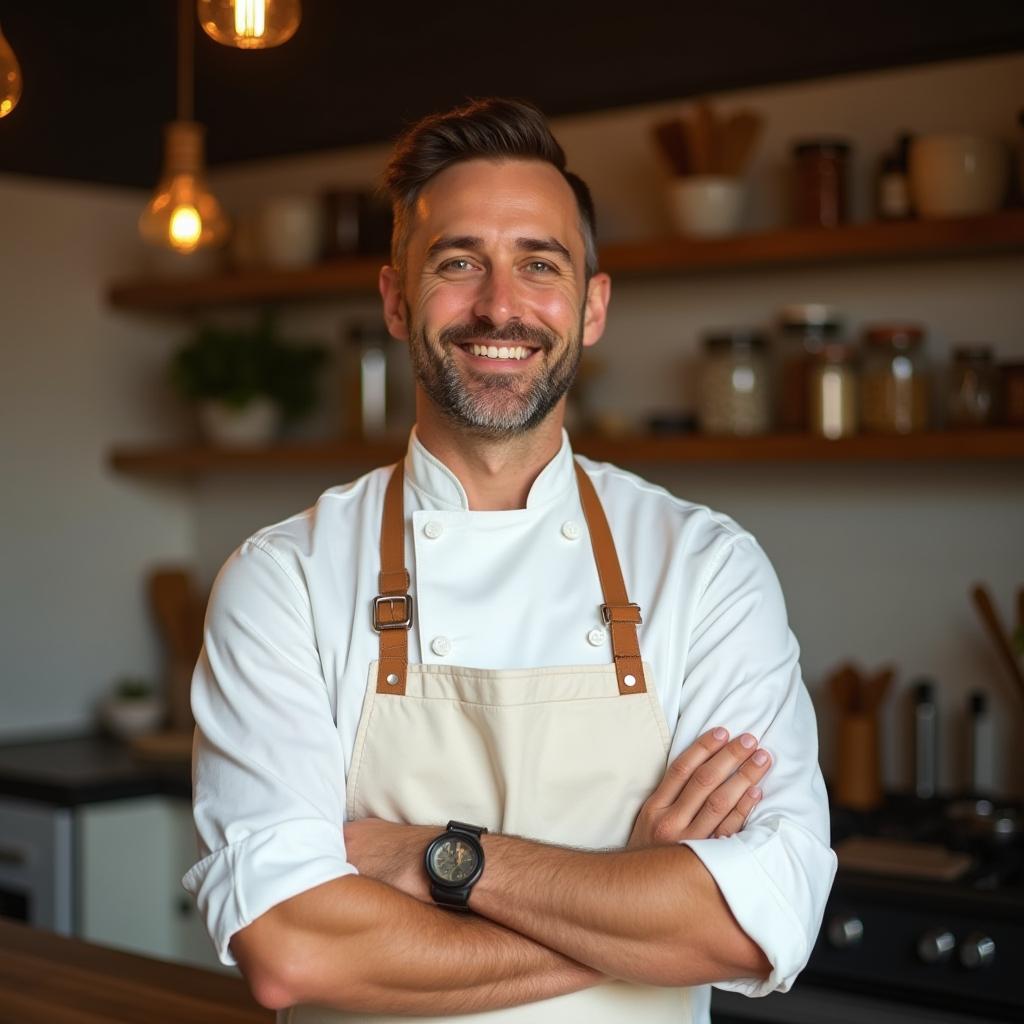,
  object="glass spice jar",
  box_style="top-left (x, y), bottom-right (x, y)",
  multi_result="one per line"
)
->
top-left (698, 330), bottom-right (771, 436)
top-left (775, 304), bottom-right (844, 431)
top-left (792, 139), bottom-right (852, 227)
top-left (860, 324), bottom-right (930, 434)
top-left (808, 343), bottom-right (859, 439)
top-left (947, 345), bottom-right (996, 428)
